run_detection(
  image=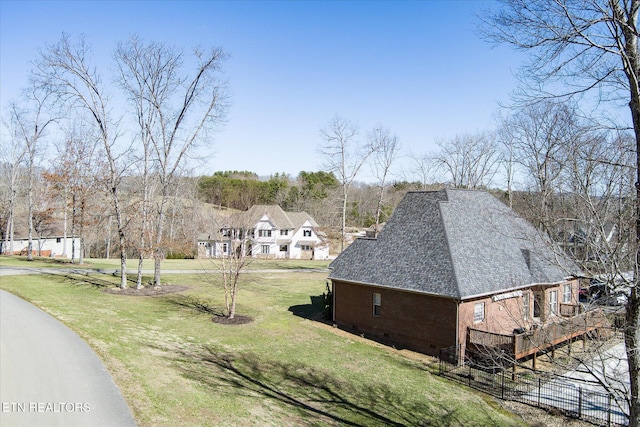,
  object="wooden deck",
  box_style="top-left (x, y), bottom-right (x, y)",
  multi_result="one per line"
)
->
top-left (468, 307), bottom-right (609, 360)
